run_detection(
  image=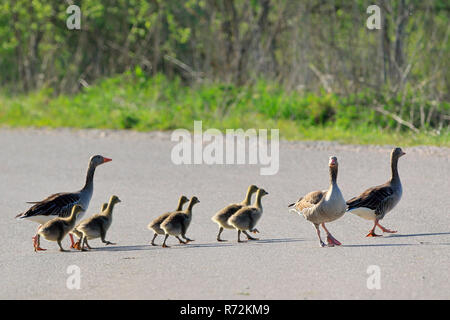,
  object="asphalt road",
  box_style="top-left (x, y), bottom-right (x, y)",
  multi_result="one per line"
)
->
top-left (1, 128), bottom-right (449, 300)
